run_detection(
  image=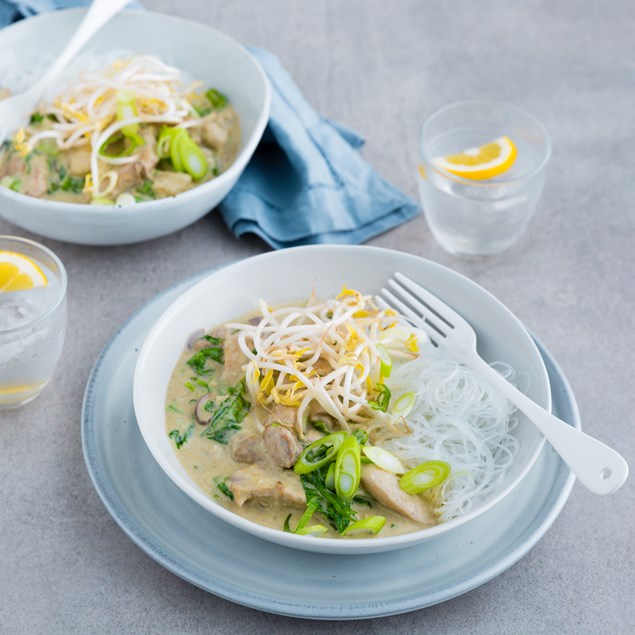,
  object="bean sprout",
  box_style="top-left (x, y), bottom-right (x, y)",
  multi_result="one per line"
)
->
top-left (228, 287), bottom-right (427, 436)
top-left (16, 55), bottom-right (208, 198)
